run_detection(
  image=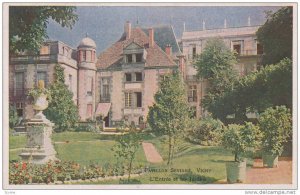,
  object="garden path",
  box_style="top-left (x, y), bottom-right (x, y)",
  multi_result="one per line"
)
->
top-left (142, 142), bottom-right (163, 163)
top-left (246, 157), bottom-right (292, 184)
